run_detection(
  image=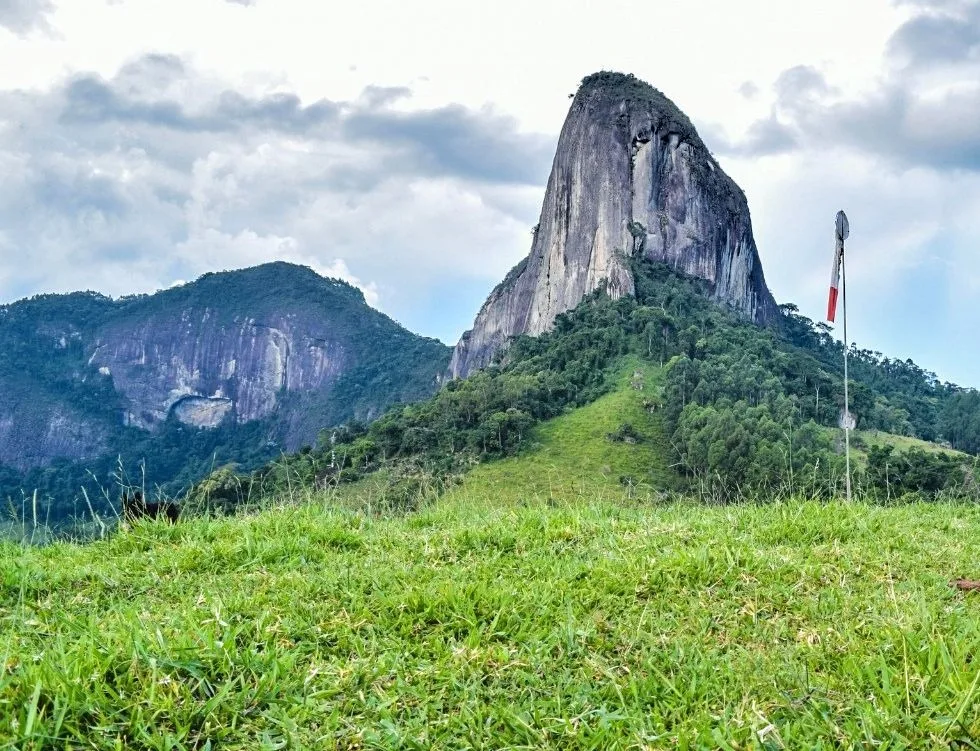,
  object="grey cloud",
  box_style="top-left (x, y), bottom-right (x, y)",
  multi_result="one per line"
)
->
top-left (114, 53), bottom-right (187, 92)
top-left (359, 85), bottom-right (412, 108)
top-left (700, 116), bottom-right (797, 159)
top-left (888, 0), bottom-right (980, 67)
top-left (0, 0), bottom-right (54, 35)
top-left (758, 80), bottom-right (980, 171)
top-left (345, 105), bottom-right (553, 185)
top-left (773, 66), bottom-right (832, 104)
top-left (895, 0), bottom-right (969, 6)
top-left (214, 91), bottom-right (341, 132)
top-left (60, 76), bottom-right (341, 134)
top-left (34, 168), bottom-right (131, 218)
top-left (824, 85), bottom-right (980, 170)
top-left (719, 2), bottom-right (980, 171)
top-left (62, 76), bottom-right (201, 130)
top-left (768, 56), bottom-right (980, 171)
top-left (734, 116), bottom-right (797, 157)
top-left (53, 57), bottom-right (552, 185)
